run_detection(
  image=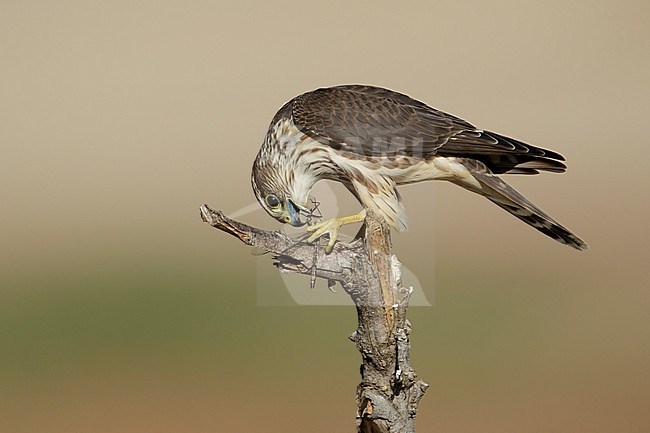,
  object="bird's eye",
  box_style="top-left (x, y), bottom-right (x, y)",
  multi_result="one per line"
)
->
top-left (265, 194), bottom-right (281, 209)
